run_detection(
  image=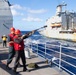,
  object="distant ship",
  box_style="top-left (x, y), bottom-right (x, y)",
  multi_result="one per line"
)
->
top-left (0, 0), bottom-right (13, 42)
top-left (39, 4), bottom-right (76, 42)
